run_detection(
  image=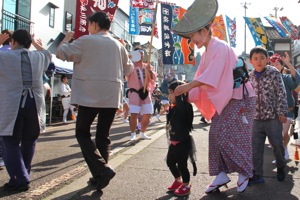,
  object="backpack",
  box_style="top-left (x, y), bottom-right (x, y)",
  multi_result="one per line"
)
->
top-left (233, 57), bottom-right (249, 89)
